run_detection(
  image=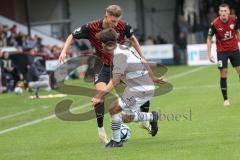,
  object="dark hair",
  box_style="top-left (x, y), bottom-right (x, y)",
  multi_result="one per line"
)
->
top-left (96, 28), bottom-right (119, 44)
top-left (219, 3), bottom-right (230, 9)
